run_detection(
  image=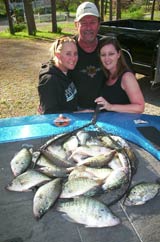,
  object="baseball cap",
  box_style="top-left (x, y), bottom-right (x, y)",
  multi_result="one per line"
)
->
top-left (75, 2), bottom-right (100, 21)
